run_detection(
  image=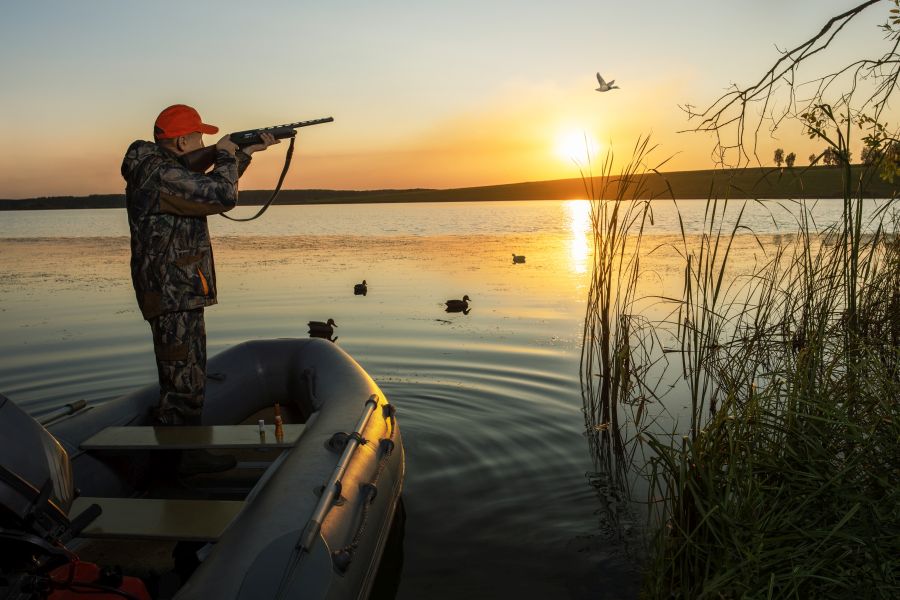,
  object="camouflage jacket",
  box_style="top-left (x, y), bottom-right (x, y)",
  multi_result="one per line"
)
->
top-left (121, 141), bottom-right (251, 320)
